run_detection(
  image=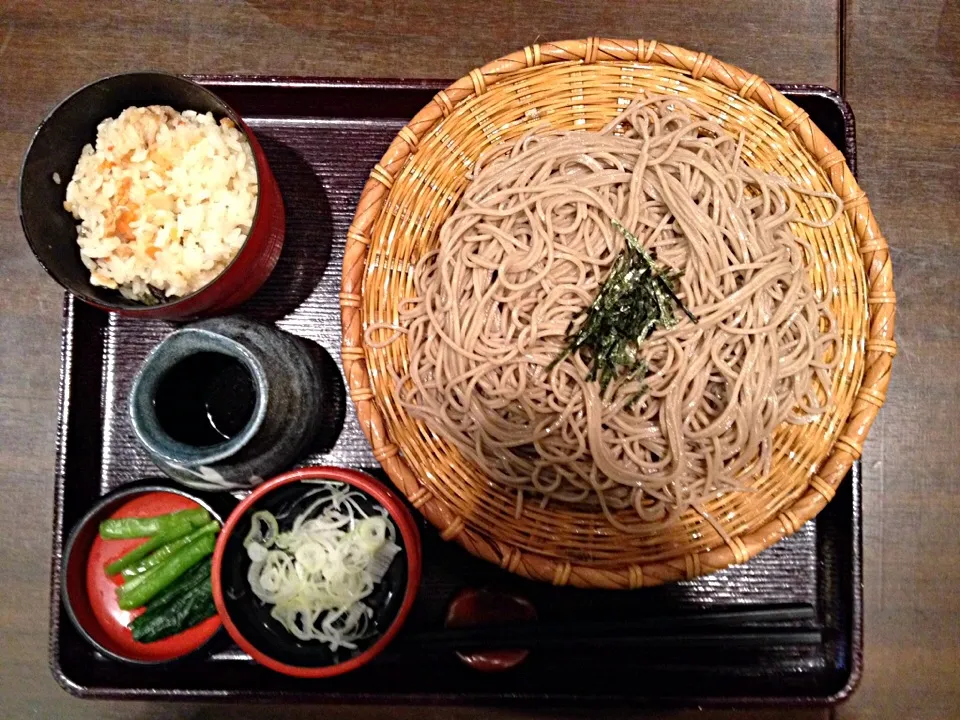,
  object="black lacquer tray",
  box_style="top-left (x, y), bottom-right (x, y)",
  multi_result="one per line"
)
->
top-left (49, 78), bottom-right (862, 706)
